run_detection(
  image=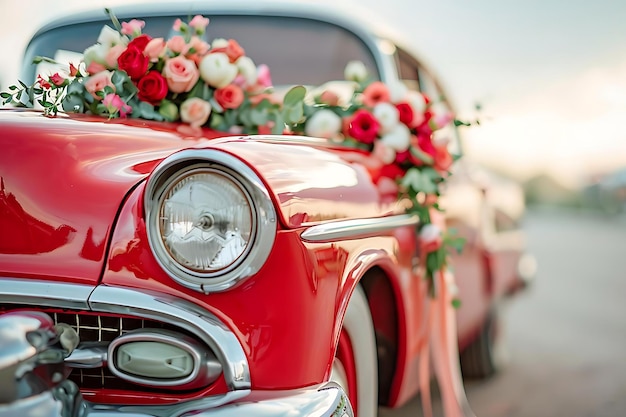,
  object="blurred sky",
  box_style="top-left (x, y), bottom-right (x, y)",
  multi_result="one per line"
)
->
top-left (2, 0), bottom-right (626, 187)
